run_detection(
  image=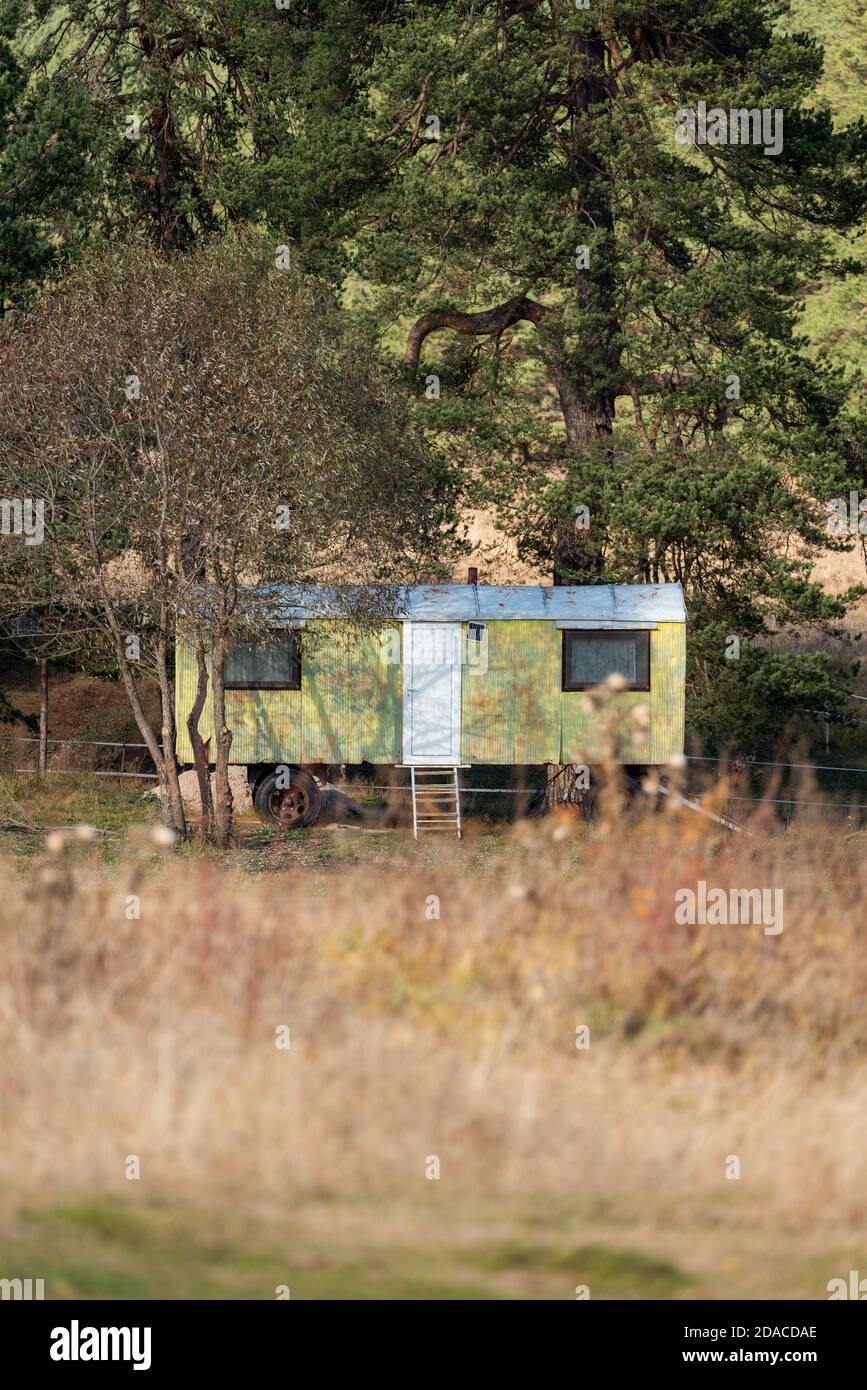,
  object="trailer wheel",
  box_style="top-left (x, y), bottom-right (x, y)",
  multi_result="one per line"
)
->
top-left (253, 768), bottom-right (322, 829)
